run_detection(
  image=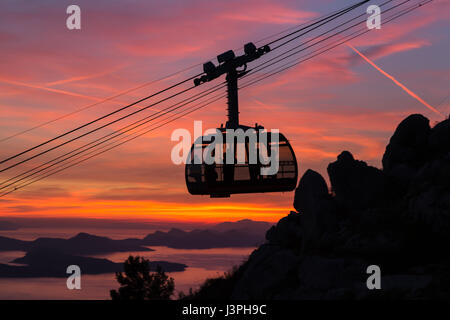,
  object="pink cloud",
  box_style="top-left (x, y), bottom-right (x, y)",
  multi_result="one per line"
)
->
top-left (221, 3), bottom-right (316, 24)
